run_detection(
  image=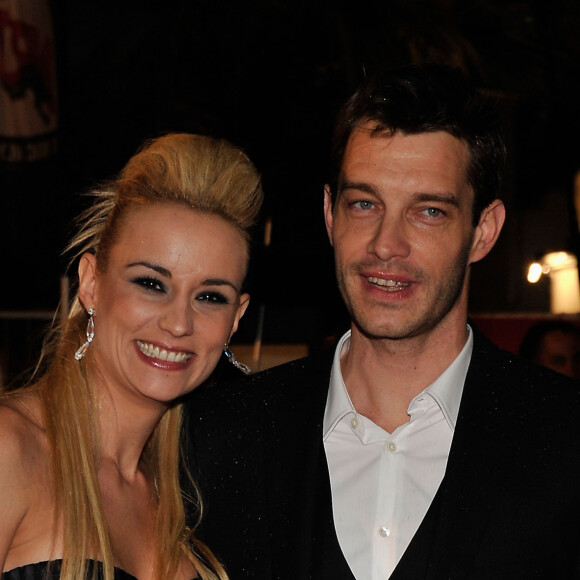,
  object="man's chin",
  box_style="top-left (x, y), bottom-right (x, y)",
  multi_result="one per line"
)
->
top-left (353, 318), bottom-right (418, 342)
